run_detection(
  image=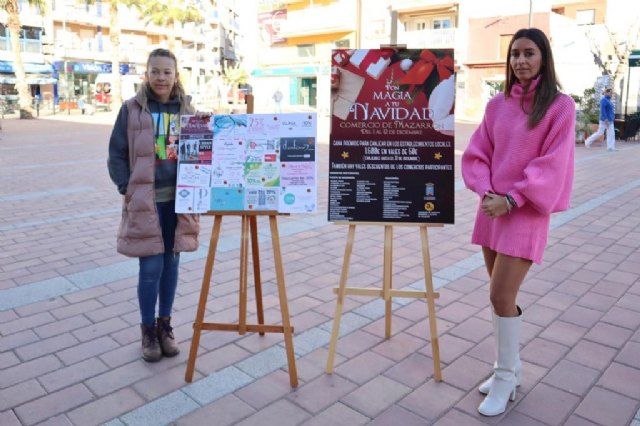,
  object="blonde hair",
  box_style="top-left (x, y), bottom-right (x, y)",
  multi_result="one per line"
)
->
top-left (135, 48), bottom-right (194, 116)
